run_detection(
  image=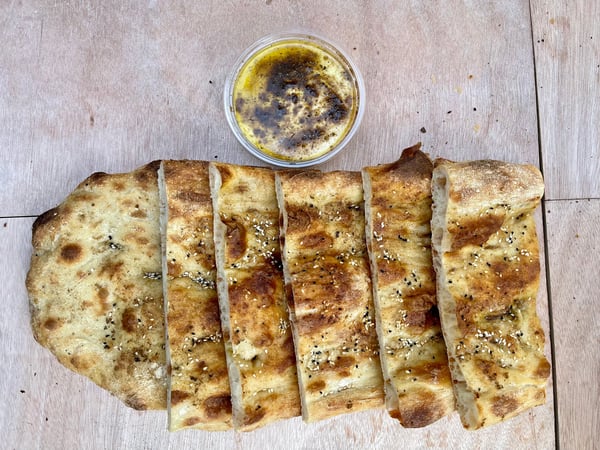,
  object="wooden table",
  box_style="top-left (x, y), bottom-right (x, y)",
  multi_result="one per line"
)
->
top-left (1, 1), bottom-right (597, 449)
